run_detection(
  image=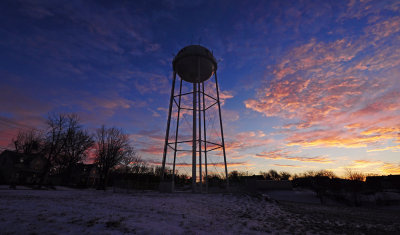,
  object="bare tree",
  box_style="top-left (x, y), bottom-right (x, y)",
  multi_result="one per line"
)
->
top-left (131, 156), bottom-right (149, 175)
top-left (315, 170), bottom-right (337, 179)
top-left (344, 168), bottom-right (365, 181)
top-left (40, 113), bottom-right (92, 185)
top-left (279, 171), bottom-right (291, 180)
top-left (119, 148), bottom-right (138, 173)
top-left (95, 125), bottom-right (133, 189)
top-left (266, 169), bottom-right (280, 180)
top-left (43, 113), bottom-right (69, 167)
top-left (55, 115), bottom-right (94, 183)
top-left (120, 152), bottom-right (148, 175)
top-left (12, 129), bottom-right (43, 154)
